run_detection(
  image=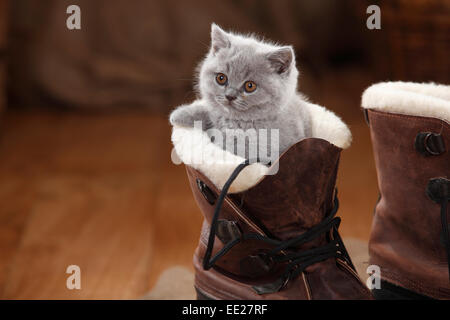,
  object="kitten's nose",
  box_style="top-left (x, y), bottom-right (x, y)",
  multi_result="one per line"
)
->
top-left (225, 95), bottom-right (237, 102)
